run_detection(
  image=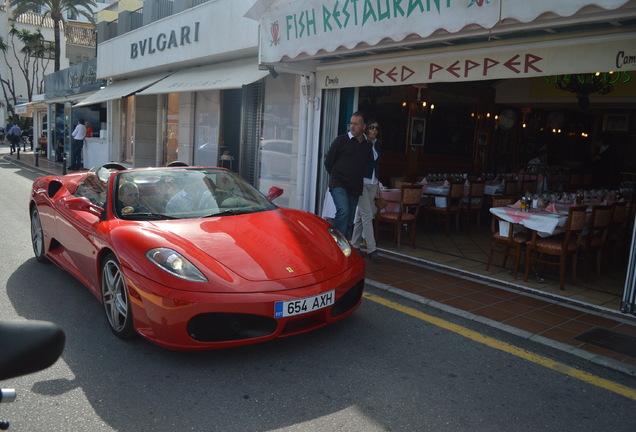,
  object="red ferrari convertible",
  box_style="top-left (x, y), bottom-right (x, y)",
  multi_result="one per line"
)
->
top-left (29, 165), bottom-right (365, 350)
